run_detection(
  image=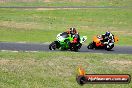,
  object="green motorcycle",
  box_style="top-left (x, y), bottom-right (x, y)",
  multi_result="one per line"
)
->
top-left (49, 32), bottom-right (87, 51)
